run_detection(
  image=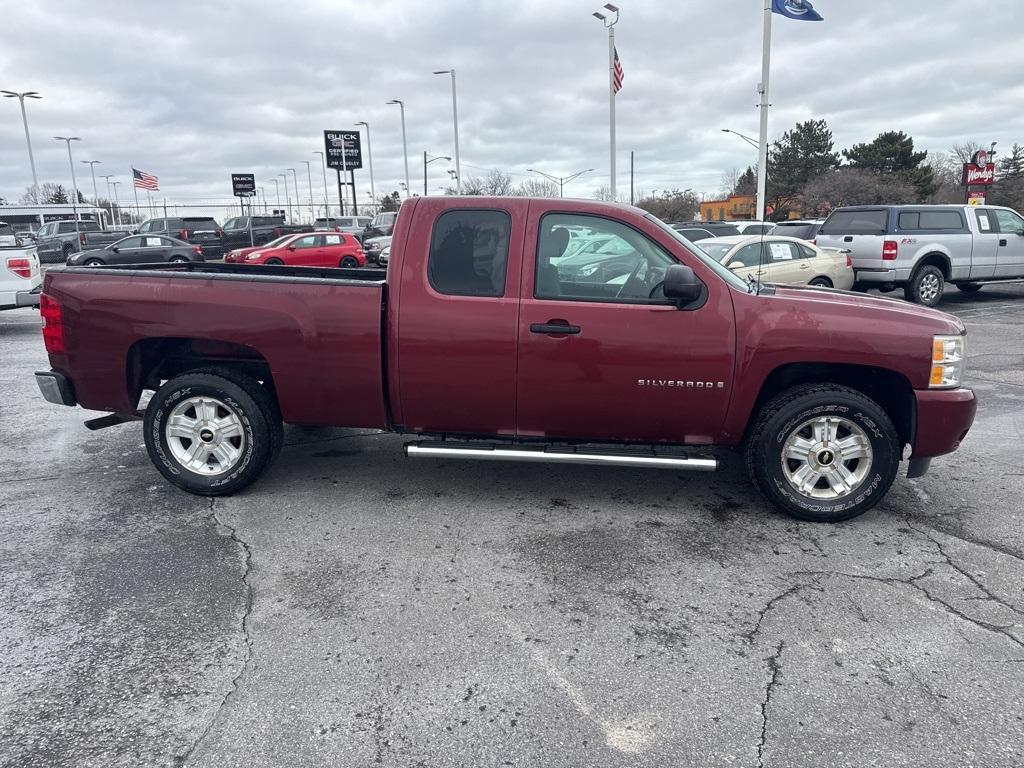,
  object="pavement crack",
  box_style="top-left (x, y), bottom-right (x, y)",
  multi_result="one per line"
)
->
top-left (757, 640), bottom-right (784, 768)
top-left (743, 581), bottom-right (822, 645)
top-left (175, 497), bottom-right (256, 767)
top-left (906, 521), bottom-right (1024, 618)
